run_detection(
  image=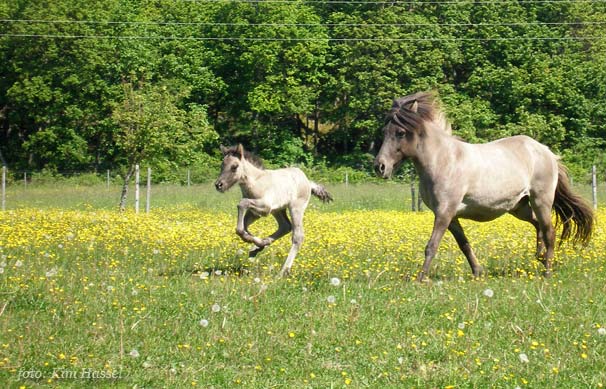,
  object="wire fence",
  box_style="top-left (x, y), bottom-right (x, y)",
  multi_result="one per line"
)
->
top-left (0, 164), bottom-right (603, 212)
